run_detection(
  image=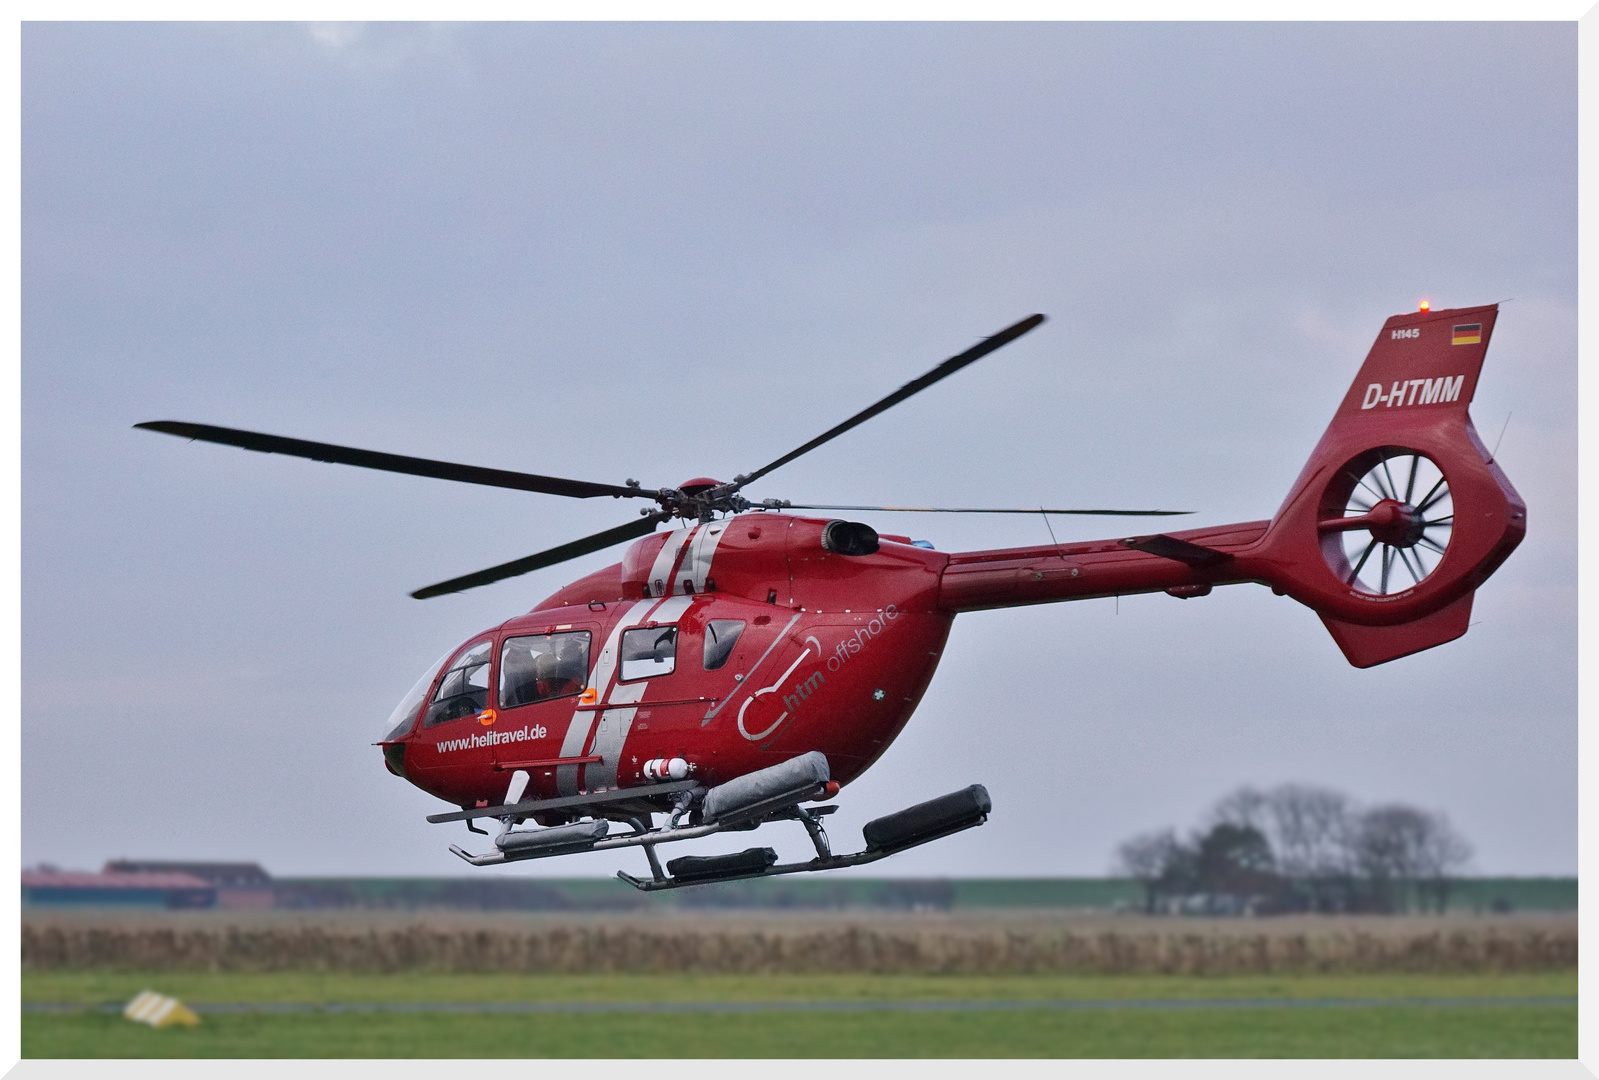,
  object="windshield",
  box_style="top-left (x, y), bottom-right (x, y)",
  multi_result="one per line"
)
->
top-left (381, 648), bottom-right (454, 742)
top-left (424, 640), bottom-right (493, 727)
